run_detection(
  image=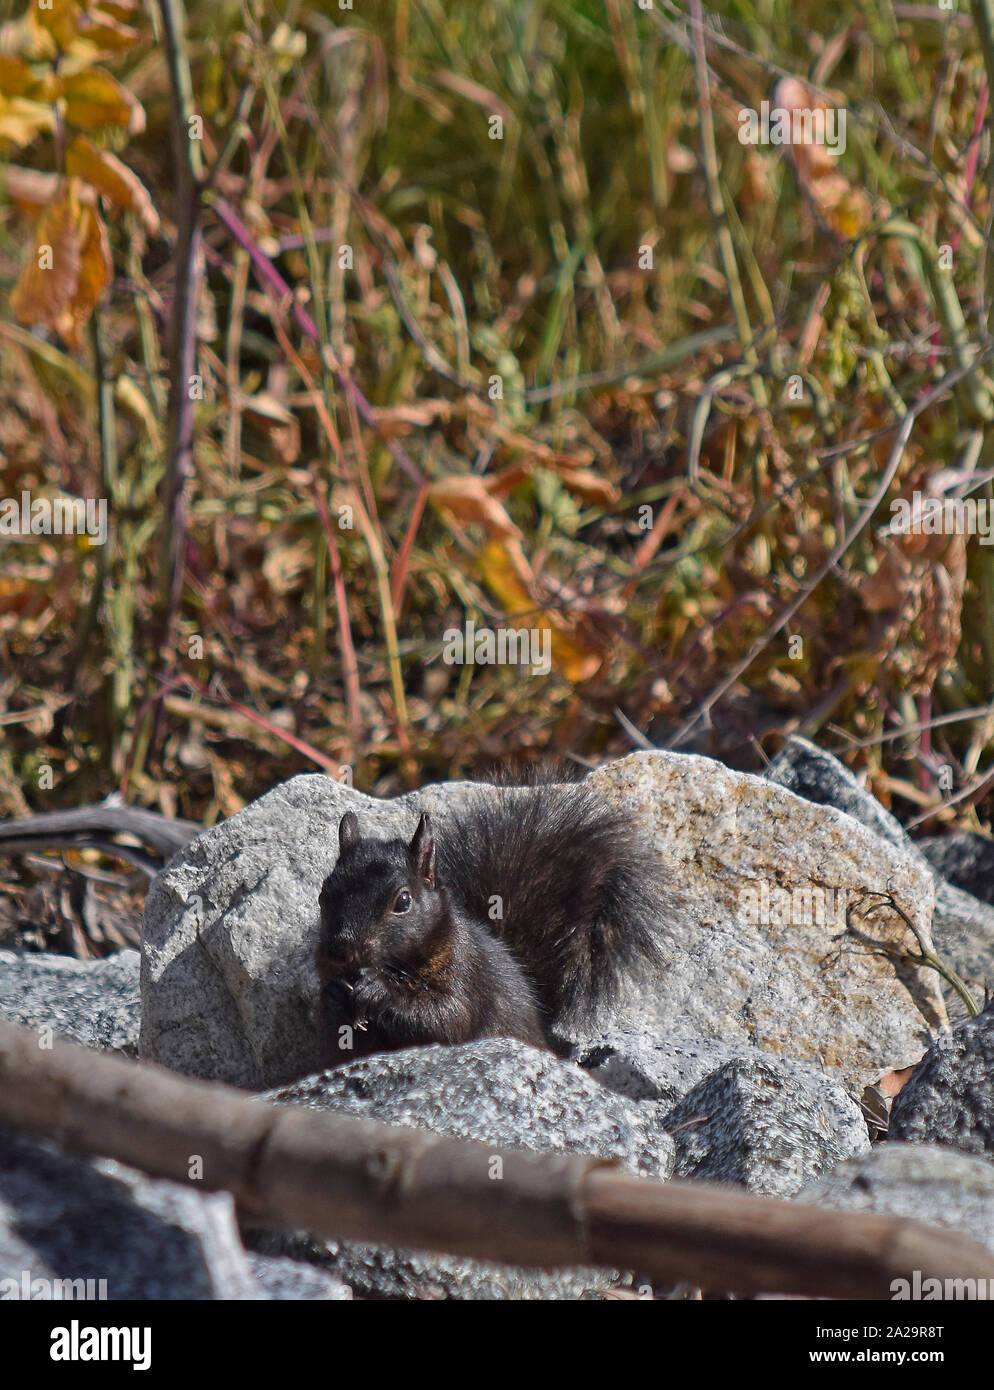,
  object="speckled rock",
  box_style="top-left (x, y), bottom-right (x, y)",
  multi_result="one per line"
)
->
top-left (0, 1128), bottom-right (258, 1299)
top-left (0, 948), bottom-right (140, 1056)
top-left (916, 833), bottom-right (994, 907)
top-left (574, 1029), bottom-right (853, 1108)
top-left (798, 1142), bottom-right (994, 1259)
top-left (888, 1001), bottom-right (994, 1158)
top-left (766, 736), bottom-right (911, 848)
top-left (246, 1252), bottom-right (352, 1300)
top-left (249, 1038), bottom-right (672, 1300)
top-left (269, 1038), bottom-right (673, 1178)
top-left (767, 736), bottom-right (994, 1021)
top-left (660, 1056), bottom-right (870, 1197)
top-left (581, 753), bottom-right (944, 1085)
top-left (141, 751), bottom-right (944, 1089)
